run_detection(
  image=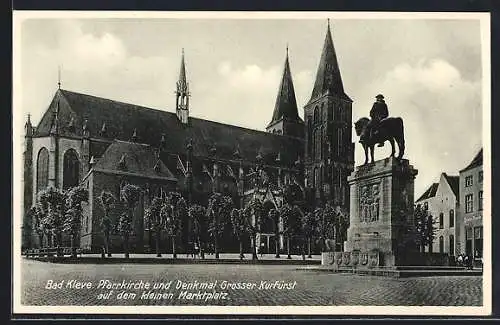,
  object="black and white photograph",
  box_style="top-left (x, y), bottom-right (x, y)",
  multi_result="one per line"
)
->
top-left (12, 11), bottom-right (491, 315)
